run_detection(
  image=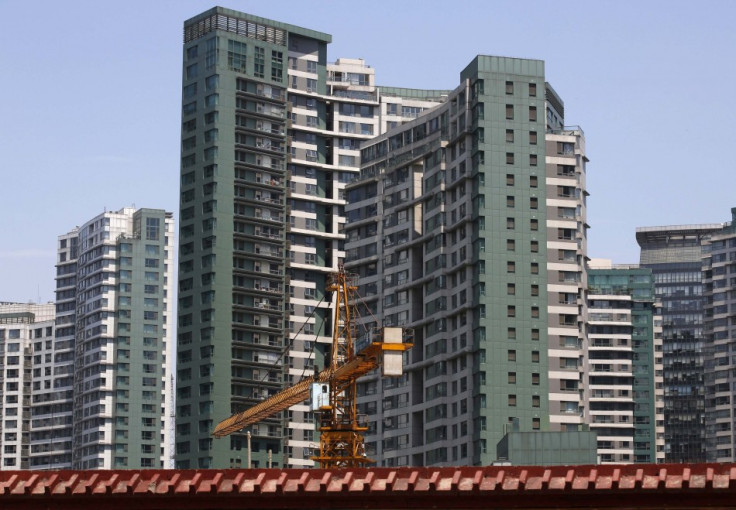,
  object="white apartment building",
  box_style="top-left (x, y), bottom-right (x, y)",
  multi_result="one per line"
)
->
top-left (0, 303), bottom-right (55, 470)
